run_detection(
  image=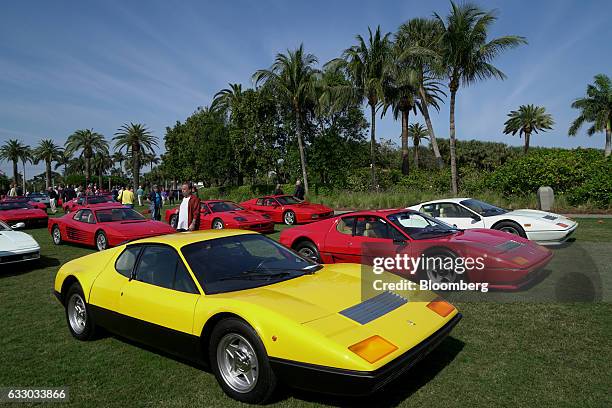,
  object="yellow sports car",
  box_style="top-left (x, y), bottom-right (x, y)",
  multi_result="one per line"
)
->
top-left (53, 230), bottom-right (461, 404)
